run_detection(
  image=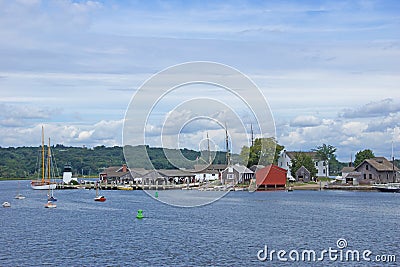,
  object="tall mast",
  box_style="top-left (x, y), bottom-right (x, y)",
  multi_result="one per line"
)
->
top-left (207, 132), bottom-right (211, 164)
top-left (251, 124), bottom-right (254, 147)
top-left (41, 126), bottom-right (45, 183)
top-left (47, 137), bottom-right (51, 181)
top-left (392, 141), bottom-right (395, 183)
top-left (225, 123), bottom-right (230, 166)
